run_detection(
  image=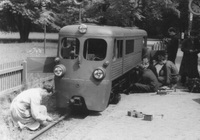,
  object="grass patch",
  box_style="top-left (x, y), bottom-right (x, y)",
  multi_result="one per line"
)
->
top-left (0, 42), bottom-right (60, 140)
top-left (0, 42), bottom-right (57, 64)
top-left (0, 81), bottom-right (60, 140)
